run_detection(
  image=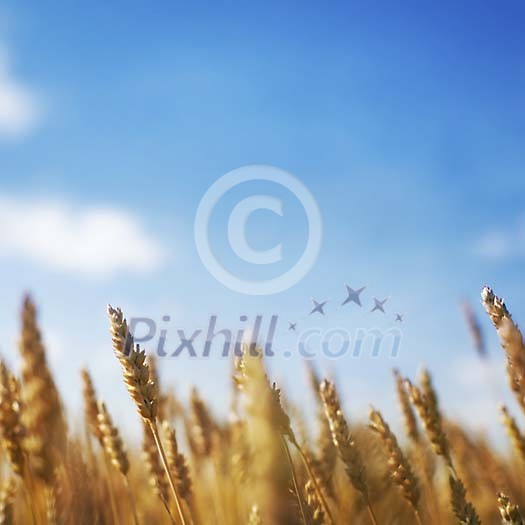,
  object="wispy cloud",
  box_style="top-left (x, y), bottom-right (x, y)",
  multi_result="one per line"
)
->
top-left (474, 217), bottom-right (525, 261)
top-left (0, 47), bottom-right (41, 139)
top-left (446, 355), bottom-right (509, 440)
top-left (0, 195), bottom-right (165, 275)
